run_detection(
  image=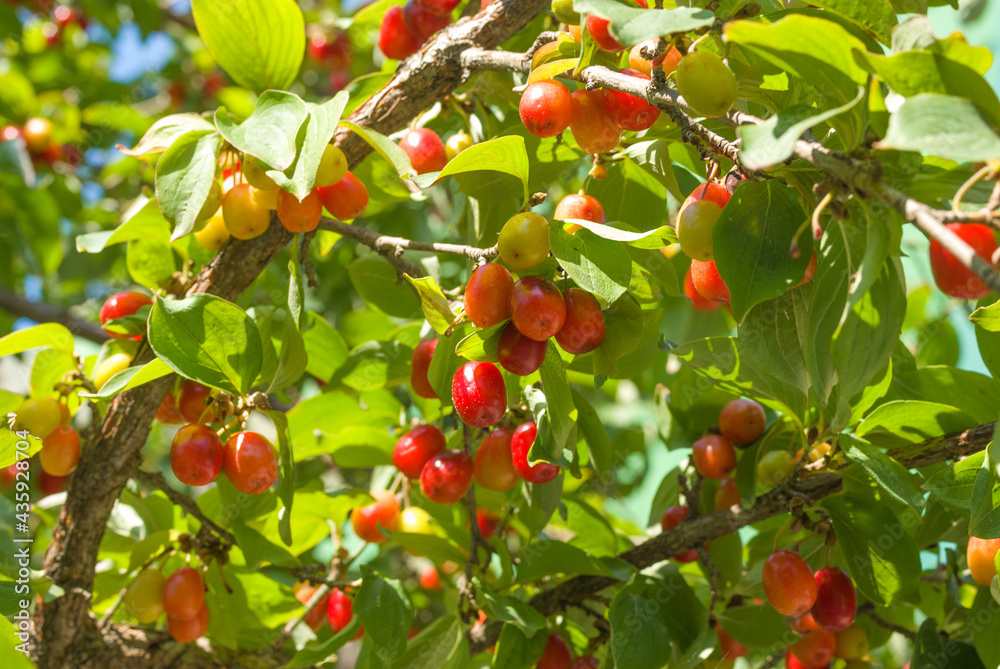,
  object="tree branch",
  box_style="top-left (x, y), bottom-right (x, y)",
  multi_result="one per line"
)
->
top-left (0, 286), bottom-right (108, 344)
top-left (133, 470), bottom-right (236, 546)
